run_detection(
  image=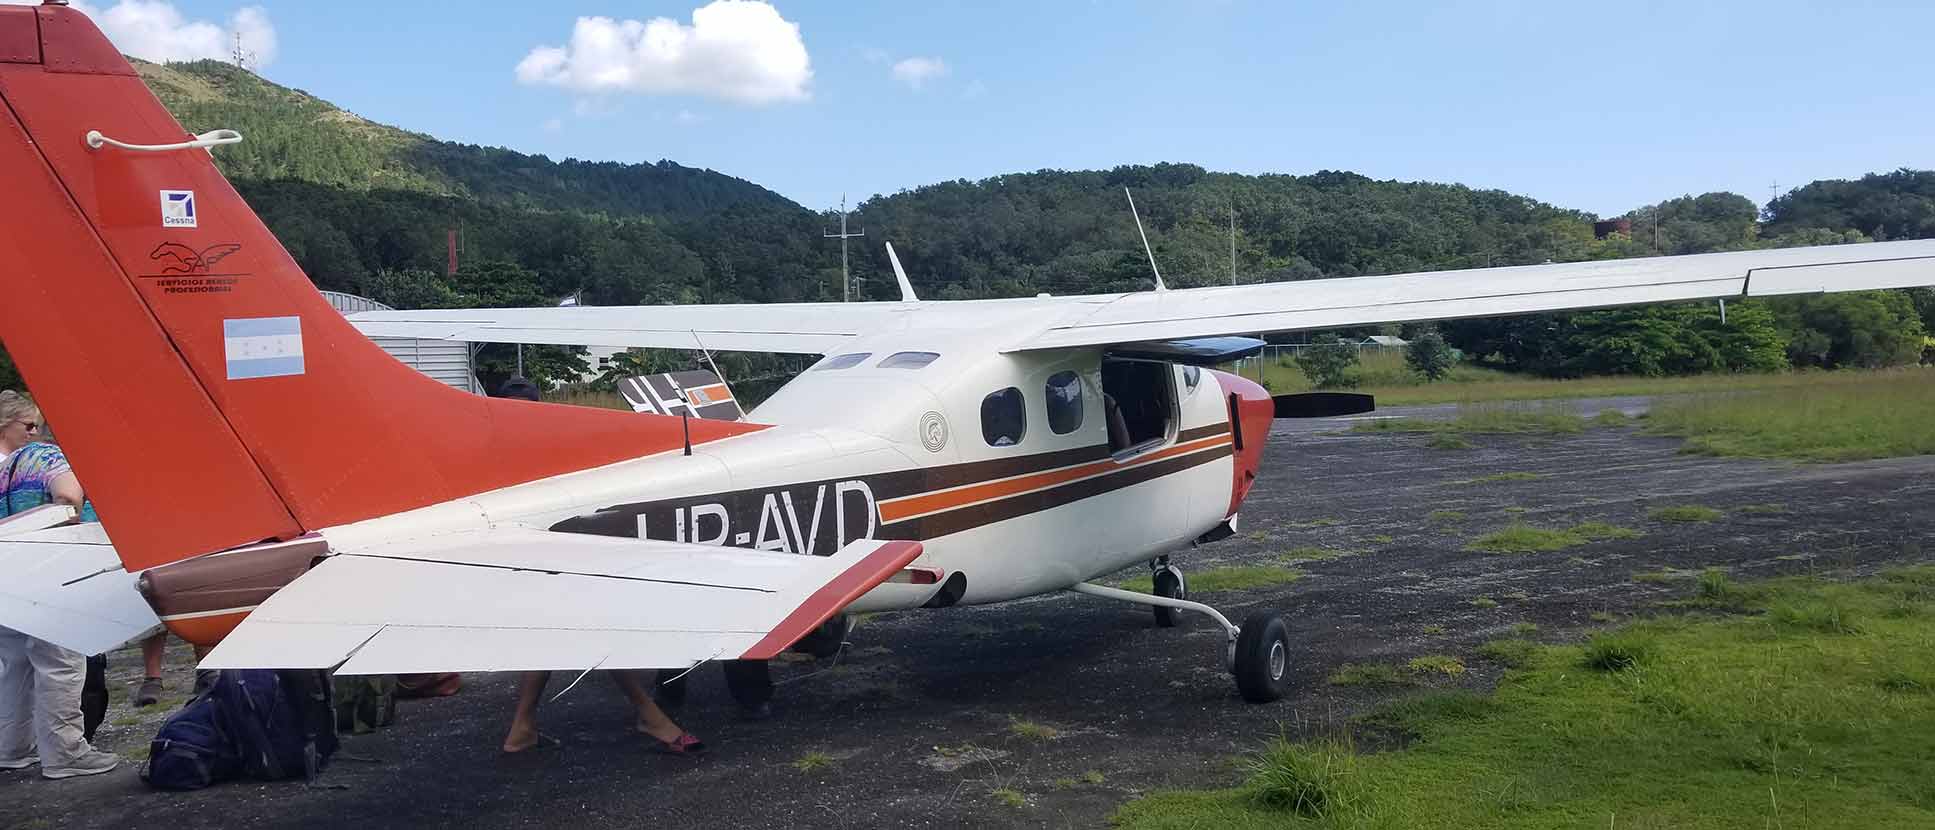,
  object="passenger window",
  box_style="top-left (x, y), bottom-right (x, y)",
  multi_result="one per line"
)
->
top-left (878, 351), bottom-right (940, 370)
top-left (981, 387), bottom-right (1026, 447)
top-left (815, 353), bottom-right (872, 371)
top-left (1045, 371), bottom-right (1083, 435)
